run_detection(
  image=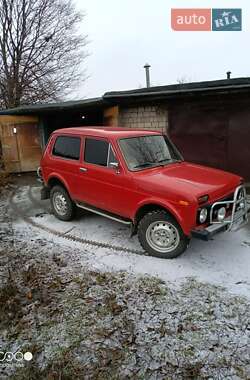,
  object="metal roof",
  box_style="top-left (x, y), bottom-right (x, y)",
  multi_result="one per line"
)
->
top-left (1, 77), bottom-right (250, 115)
top-left (0, 97), bottom-right (104, 115)
top-left (104, 77), bottom-right (250, 100)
